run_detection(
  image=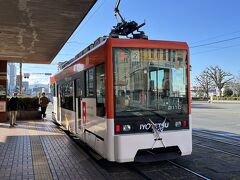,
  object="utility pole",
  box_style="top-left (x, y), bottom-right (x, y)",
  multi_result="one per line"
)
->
top-left (19, 63), bottom-right (22, 94)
